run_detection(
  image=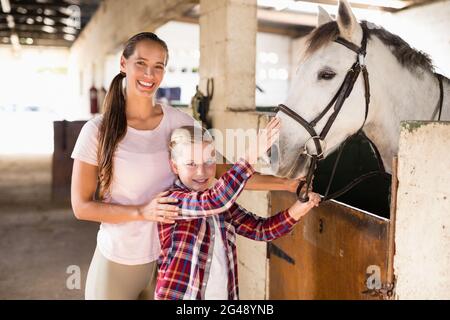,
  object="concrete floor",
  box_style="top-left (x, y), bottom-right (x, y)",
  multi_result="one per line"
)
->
top-left (0, 154), bottom-right (97, 299)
